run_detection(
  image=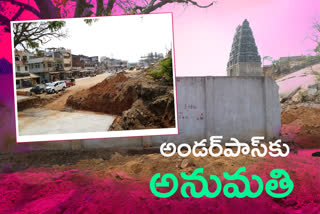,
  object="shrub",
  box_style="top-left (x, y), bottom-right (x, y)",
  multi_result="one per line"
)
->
top-left (148, 56), bottom-right (173, 82)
